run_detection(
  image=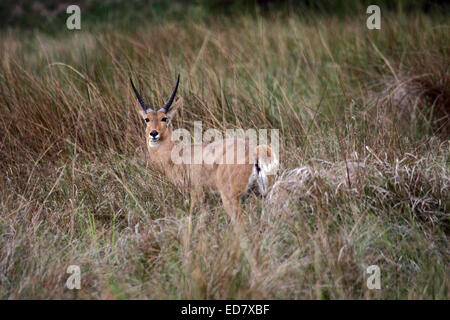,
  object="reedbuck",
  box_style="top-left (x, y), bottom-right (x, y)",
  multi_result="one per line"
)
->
top-left (130, 75), bottom-right (278, 220)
